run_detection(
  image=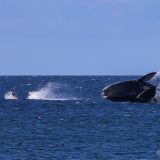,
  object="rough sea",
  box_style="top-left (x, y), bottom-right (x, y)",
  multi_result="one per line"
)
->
top-left (0, 76), bottom-right (160, 160)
